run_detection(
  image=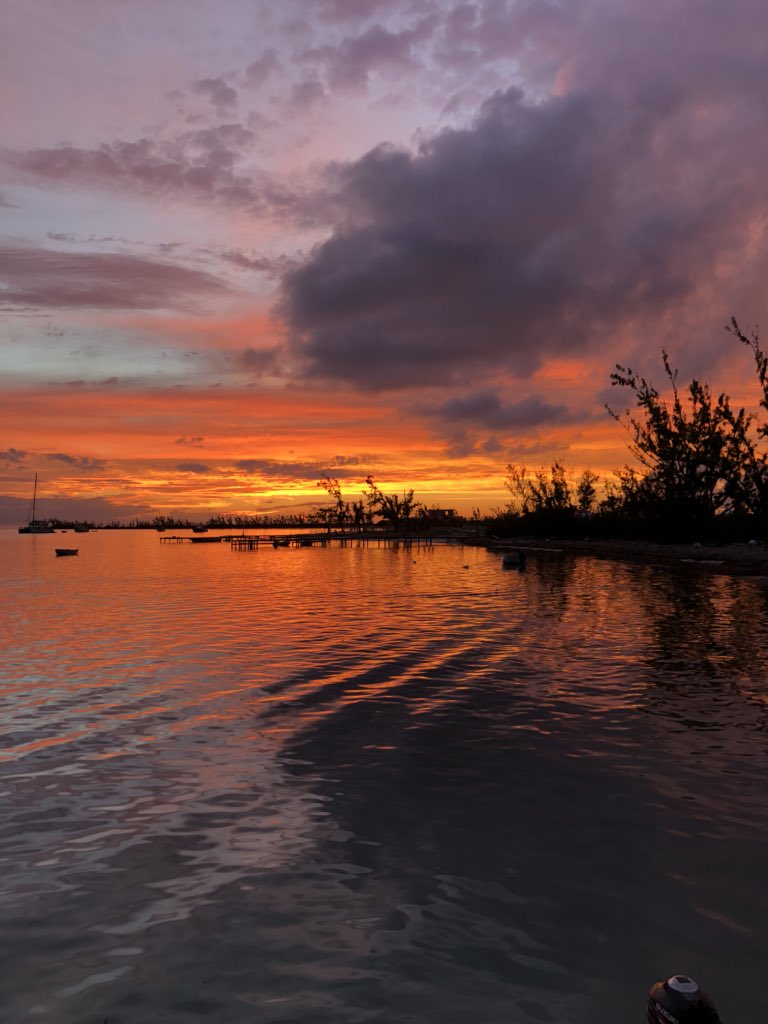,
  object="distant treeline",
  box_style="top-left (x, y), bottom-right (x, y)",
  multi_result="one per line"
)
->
top-left (49, 513), bottom-right (319, 531)
top-left (46, 319), bottom-right (768, 543)
top-left (151, 513), bottom-right (315, 530)
top-left (488, 318), bottom-right (768, 543)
